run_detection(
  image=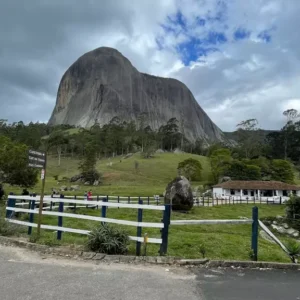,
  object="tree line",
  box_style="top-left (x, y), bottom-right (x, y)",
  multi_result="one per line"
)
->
top-left (0, 108), bottom-right (299, 188)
